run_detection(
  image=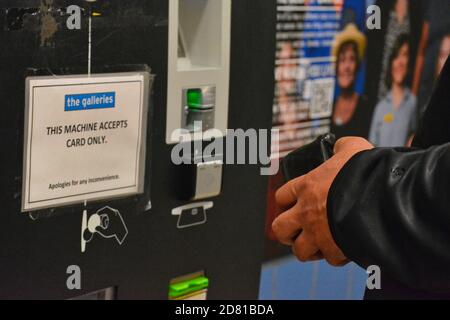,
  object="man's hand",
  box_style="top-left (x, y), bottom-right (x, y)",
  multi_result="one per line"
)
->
top-left (272, 137), bottom-right (374, 266)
